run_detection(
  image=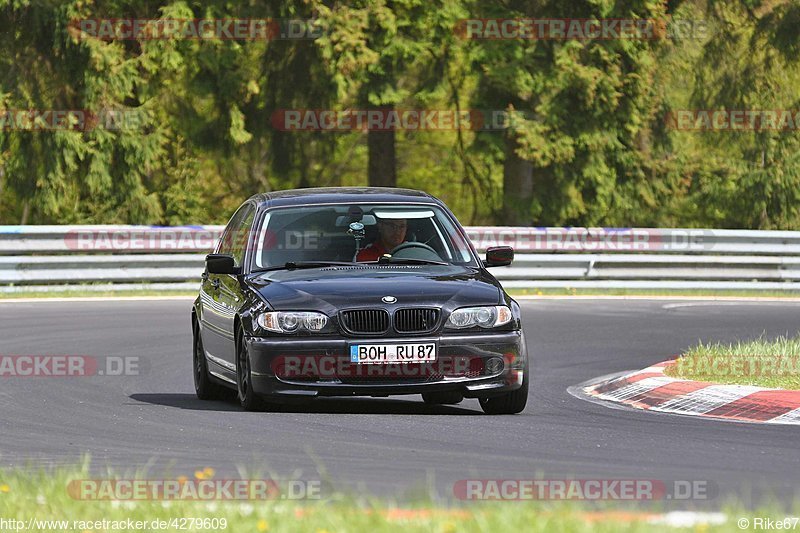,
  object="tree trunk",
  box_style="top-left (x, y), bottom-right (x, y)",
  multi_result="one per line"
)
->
top-left (367, 106), bottom-right (396, 188)
top-left (501, 136), bottom-right (533, 225)
top-left (20, 200), bottom-right (30, 225)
